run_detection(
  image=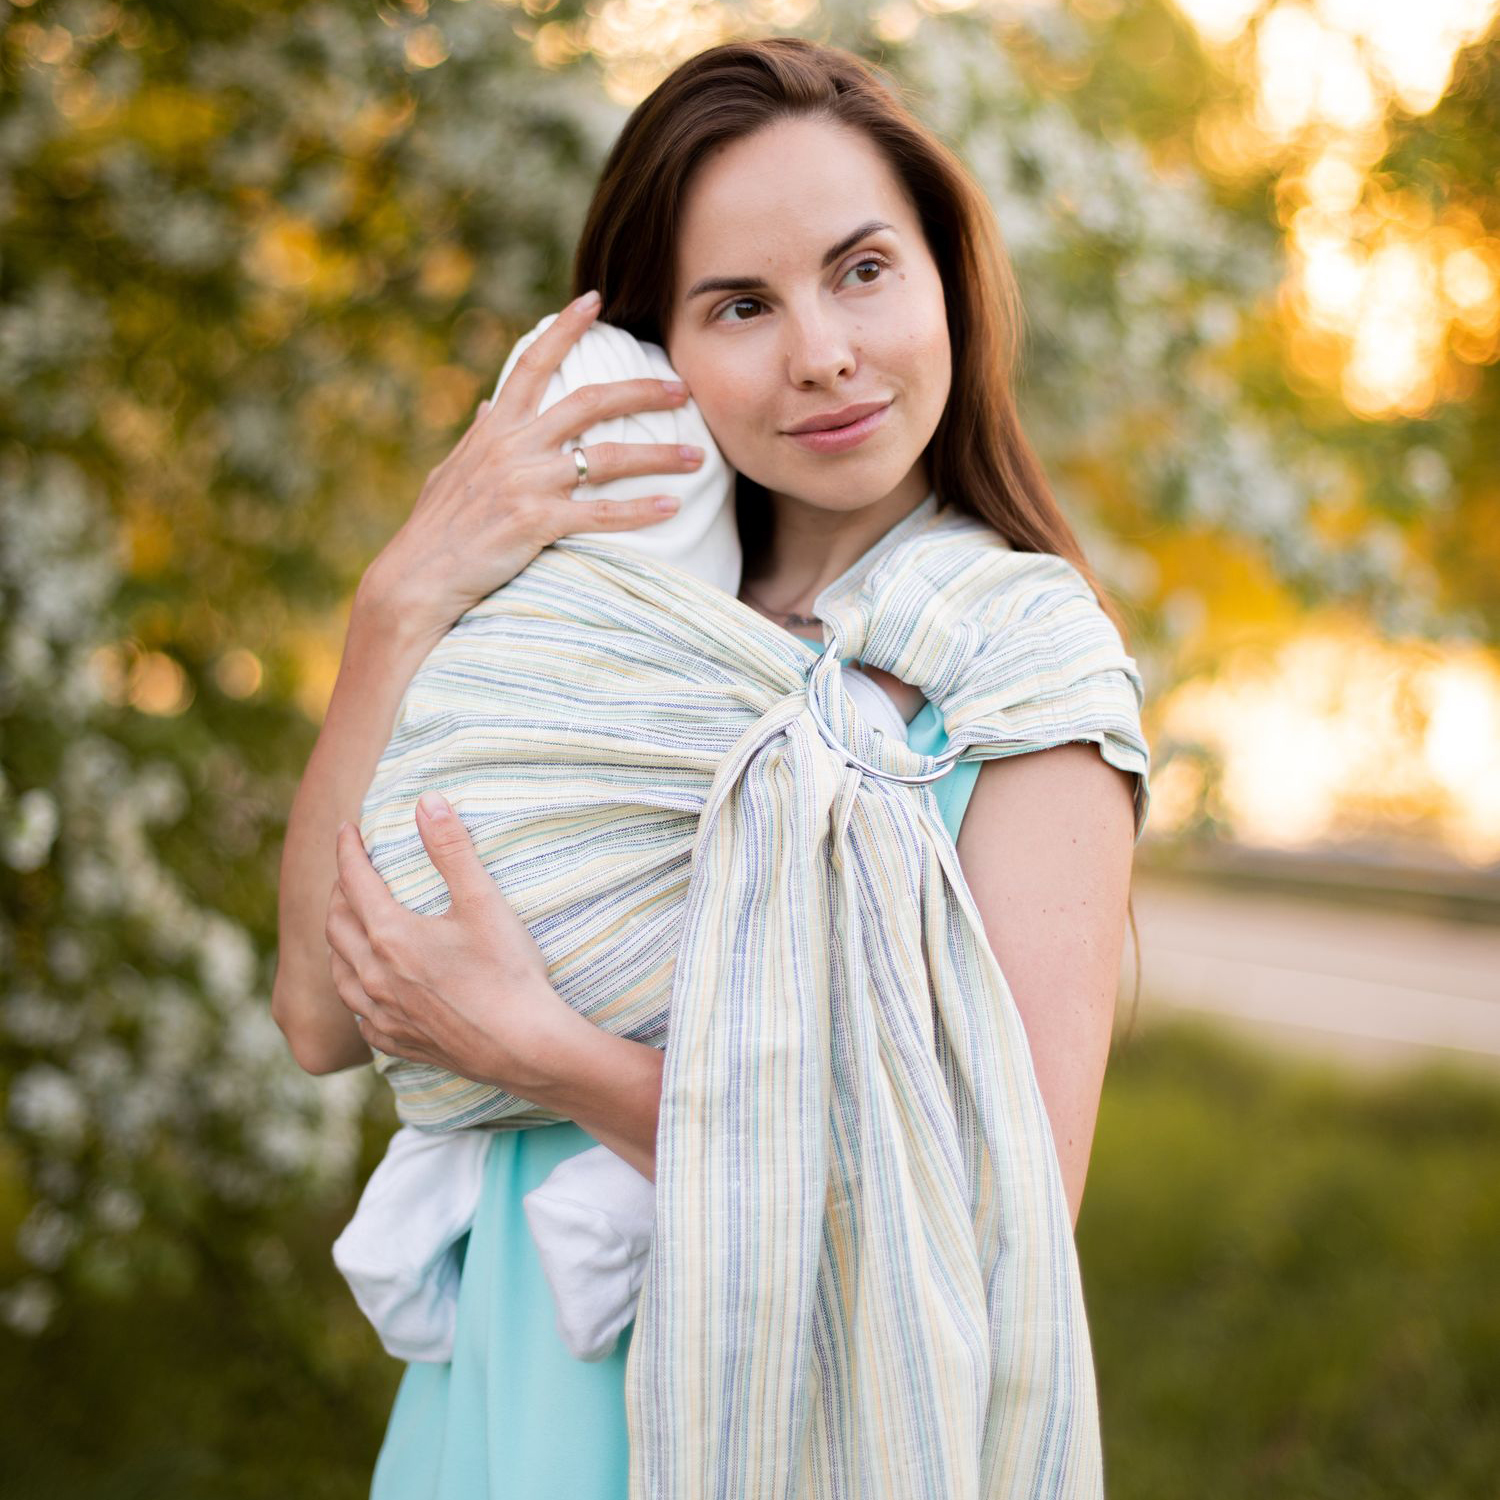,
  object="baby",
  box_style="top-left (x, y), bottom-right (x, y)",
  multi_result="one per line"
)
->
top-left (332, 311), bottom-right (913, 1365)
